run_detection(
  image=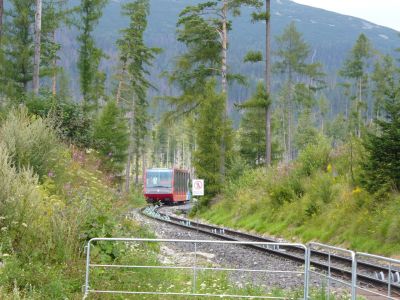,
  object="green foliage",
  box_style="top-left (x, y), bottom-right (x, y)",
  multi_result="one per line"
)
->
top-left (169, 0), bottom-right (262, 111)
top-left (25, 96), bottom-right (93, 147)
top-left (0, 108), bottom-right (62, 179)
top-left (116, 0), bottom-right (160, 187)
top-left (339, 33), bottom-right (374, 137)
top-left (201, 143), bottom-right (400, 255)
top-left (270, 181), bottom-right (295, 206)
top-left (0, 109), bottom-right (151, 298)
top-left (362, 56), bottom-right (400, 192)
top-left (3, 0), bottom-right (35, 98)
top-left (194, 81), bottom-right (233, 205)
top-left (93, 101), bottom-right (129, 174)
top-left (76, 0), bottom-right (108, 112)
top-left (244, 50), bottom-right (263, 63)
top-left (273, 22), bottom-right (325, 160)
top-left (297, 135), bottom-right (331, 176)
top-left (294, 108), bottom-right (319, 151)
top-left (237, 82), bottom-right (271, 166)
